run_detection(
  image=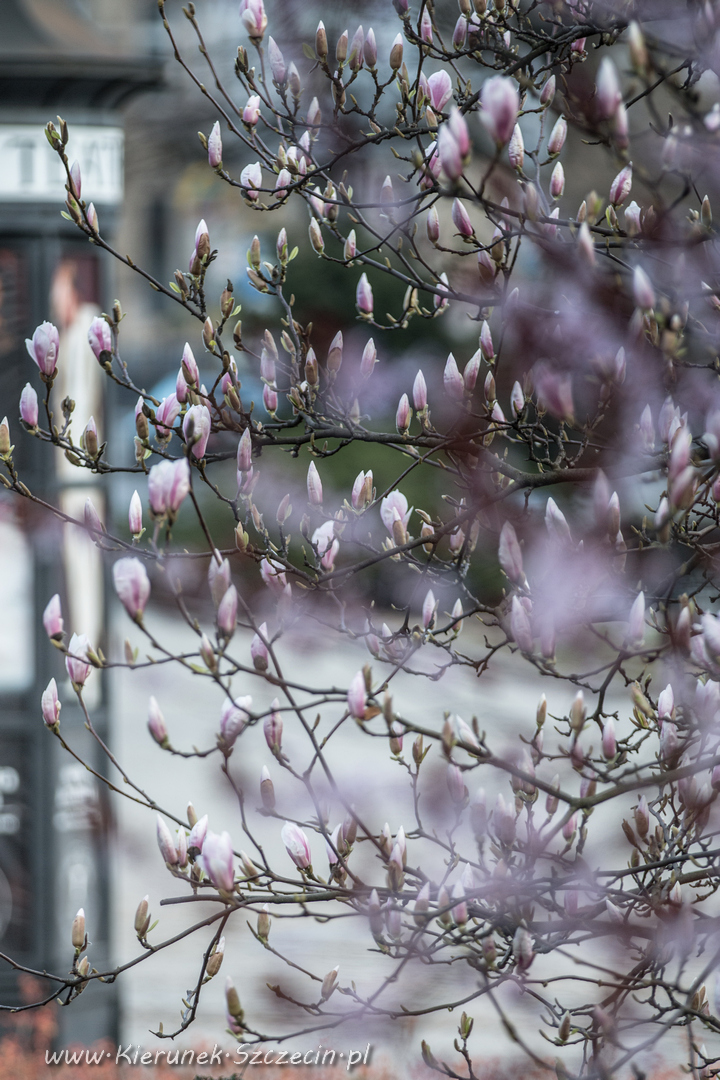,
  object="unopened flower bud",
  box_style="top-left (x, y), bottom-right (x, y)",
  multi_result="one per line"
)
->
top-left (256, 905), bottom-right (271, 941)
top-left (207, 935), bottom-right (225, 975)
top-left (72, 908), bottom-right (86, 950)
top-left (321, 965), bottom-right (339, 1001)
top-left (316, 20), bottom-right (328, 59)
top-left (134, 895), bottom-right (150, 938)
top-left (389, 33), bottom-right (403, 71)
